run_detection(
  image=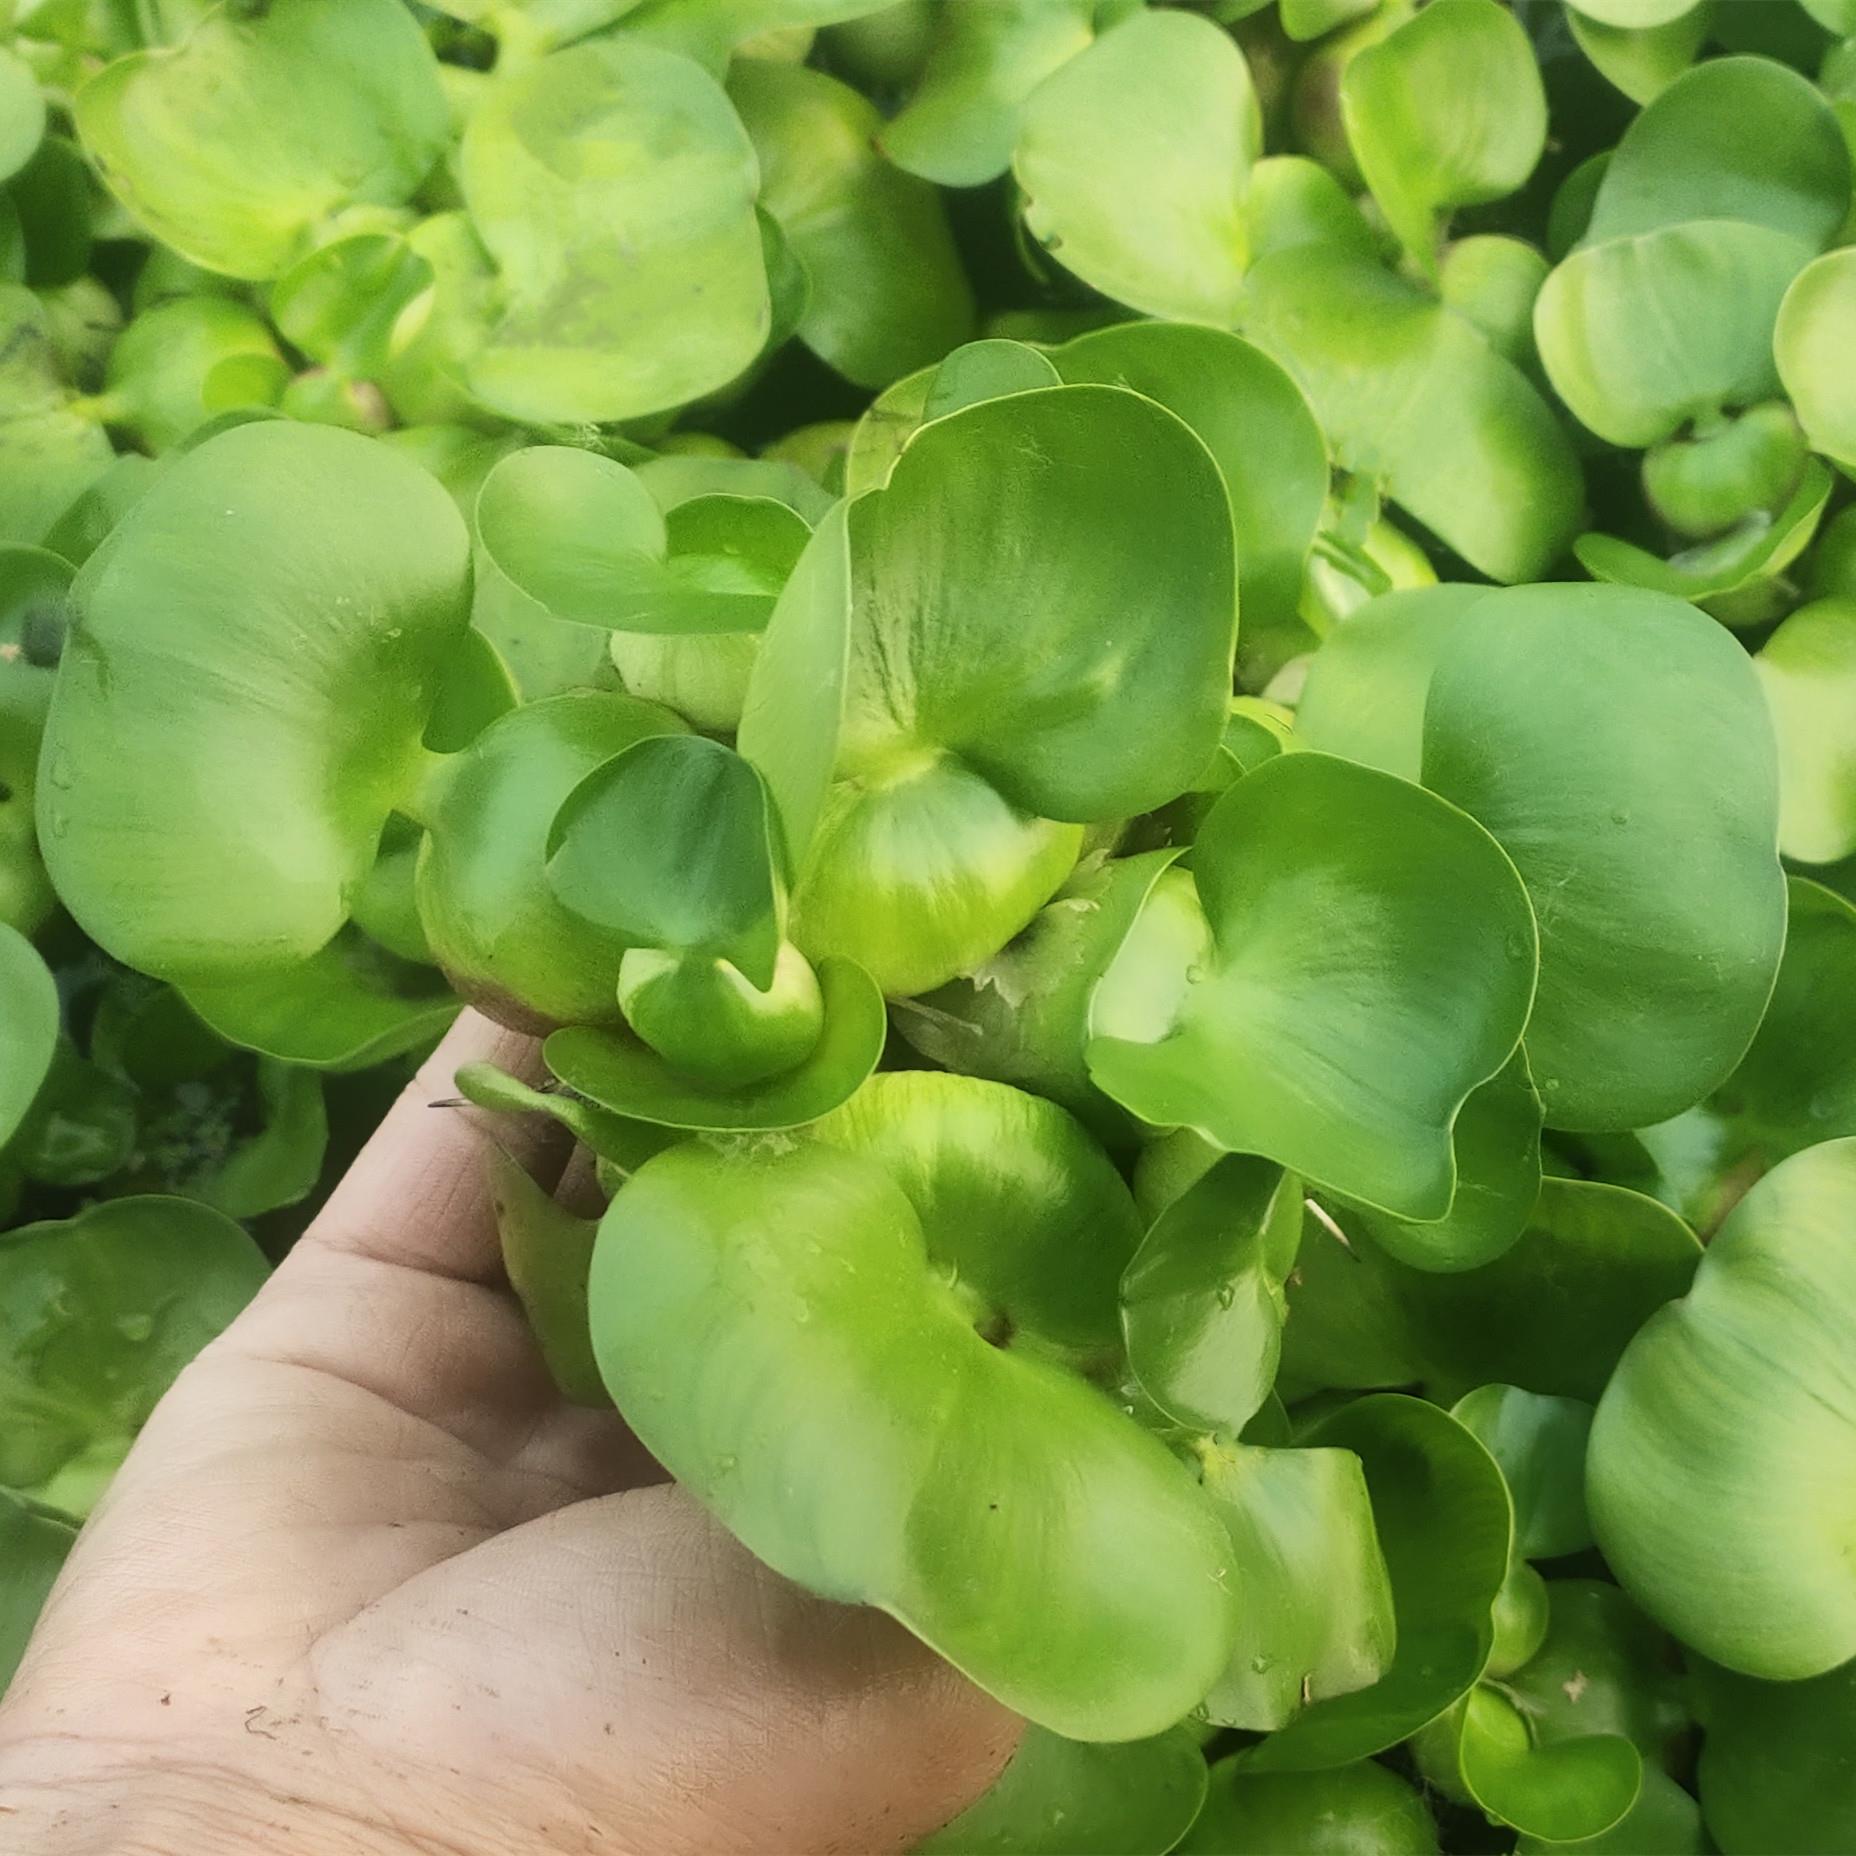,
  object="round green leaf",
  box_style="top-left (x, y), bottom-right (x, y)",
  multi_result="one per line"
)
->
top-left (1121, 1155), bottom-right (1301, 1437)
top-left (100, 294), bottom-right (285, 452)
top-left (1452, 1385), bottom-right (1594, 1560)
top-left (0, 923), bottom-right (57, 1149)
top-left (1053, 321), bottom-right (1328, 637)
top-left (921, 338), bottom-right (1061, 424)
top-left (1534, 220), bottom-right (1811, 448)
top-left (808, 1071), bottom-right (1142, 1363)
top-left (1580, 56), bottom-right (1851, 247)
top-left (729, 60), bottom-right (973, 387)
top-left (39, 420), bottom-right (473, 983)
top-left (1179, 1757), bottom-right (1438, 1855)
top-left (1239, 244), bottom-right (1584, 584)
top-left (543, 955), bottom-right (884, 1132)
top-left (1776, 246), bottom-right (1856, 470)
top-left (74, 0), bottom-right (448, 280)
top-left (1757, 597), bottom-right (1856, 865)
top-left (455, 1061), bottom-right (680, 1178)
top-left (1240, 1393), bottom-right (1512, 1770)
top-left (418, 693), bottom-right (687, 1031)
top-left (880, 0), bottom-right (1095, 188)
top-left (1341, 0), bottom-right (1546, 274)
top-left (919, 1724), bottom-right (1206, 1856)
top-left (1421, 583), bottom-right (1786, 1132)
top-left (590, 1140), bottom-right (1240, 1738)
top-left (1013, 8), bottom-right (1256, 324)
top-left (0, 1196), bottom-right (267, 1505)
top-left (457, 39), bottom-right (769, 424)
top-left (1087, 753), bottom-right (1536, 1222)
top-left (1589, 1137), bottom-right (1856, 1678)
top-left (1197, 1438), bottom-right (1397, 1734)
